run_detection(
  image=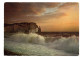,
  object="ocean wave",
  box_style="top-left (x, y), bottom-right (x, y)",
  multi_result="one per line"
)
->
top-left (4, 33), bottom-right (79, 56)
top-left (46, 35), bottom-right (79, 54)
top-left (8, 32), bottom-right (45, 44)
